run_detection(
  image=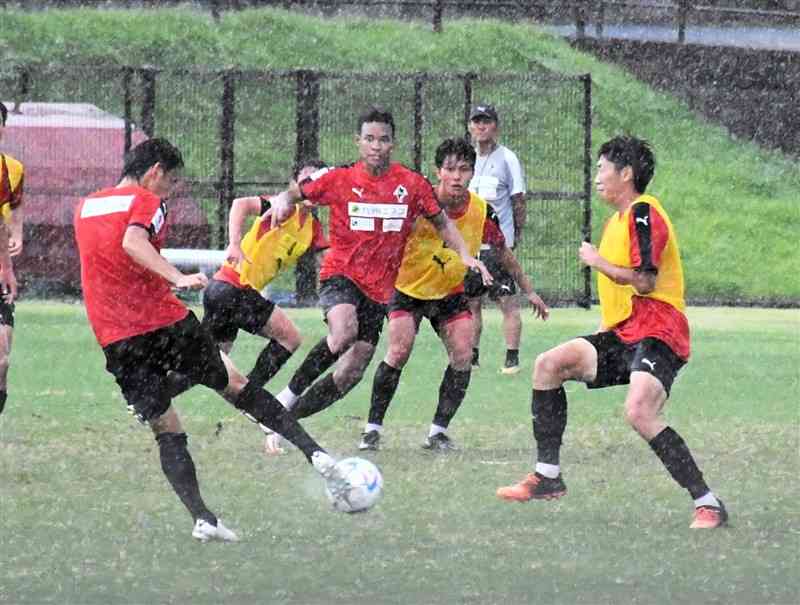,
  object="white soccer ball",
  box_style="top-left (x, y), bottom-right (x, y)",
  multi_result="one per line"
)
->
top-left (325, 457), bottom-right (383, 513)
